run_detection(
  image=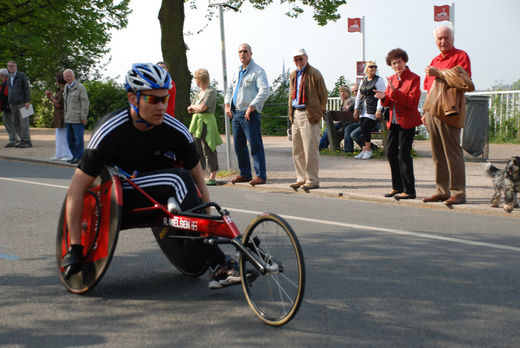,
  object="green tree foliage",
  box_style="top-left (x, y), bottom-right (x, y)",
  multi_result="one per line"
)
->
top-left (84, 79), bottom-right (128, 128)
top-left (266, 70), bottom-right (290, 104)
top-left (236, 0), bottom-right (346, 25)
top-left (511, 78), bottom-right (520, 91)
top-left (488, 94), bottom-right (520, 143)
top-left (159, 0), bottom-right (346, 125)
top-left (208, 79), bottom-right (226, 134)
top-left (329, 75), bottom-right (350, 97)
top-left (33, 93), bottom-right (54, 128)
top-left (0, 0), bottom-right (131, 85)
top-left (261, 70), bottom-right (290, 135)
